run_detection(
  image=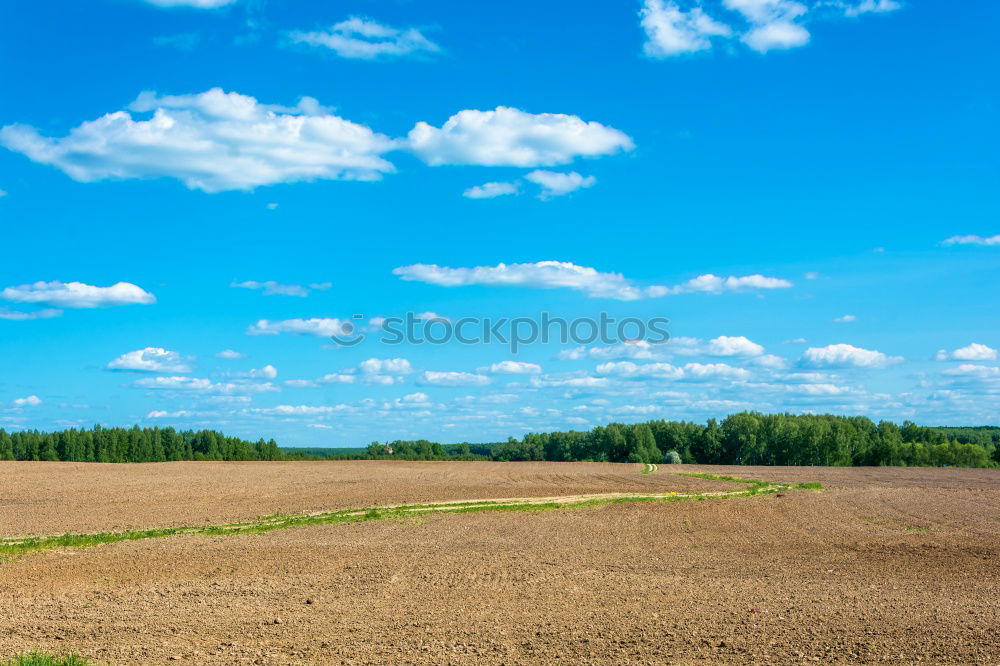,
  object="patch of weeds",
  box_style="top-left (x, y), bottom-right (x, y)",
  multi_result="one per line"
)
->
top-left (2, 652), bottom-right (92, 666)
top-left (904, 525), bottom-right (931, 533)
top-left (1, 474), bottom-right (820, 561)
